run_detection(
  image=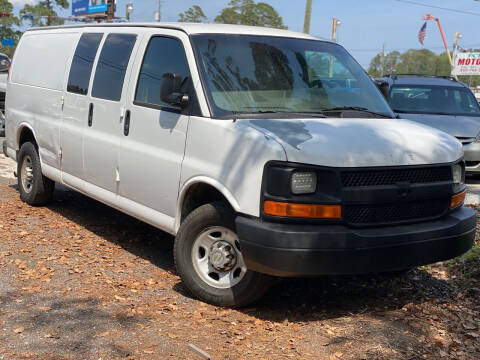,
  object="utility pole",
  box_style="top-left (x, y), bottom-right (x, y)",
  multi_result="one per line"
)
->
top-left (303, 0), bottom-right (312, 34)
top-left (452, 31), bottom-right (462, 79)
top-left (380, 43), bottom-right (386, 77)
top-left (155, 0), bottom-right (162, 22)
top-left (329, 18), bottom-right (341, 77)
top-left (126, 3), bottom-right (133, 21)
top-left (331, 18), bottom-right (341, 42)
